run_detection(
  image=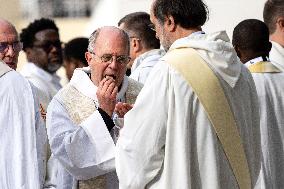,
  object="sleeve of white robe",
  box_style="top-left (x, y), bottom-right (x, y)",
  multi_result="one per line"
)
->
top-left (29, 82), bottom-right (49, 188)
top-left (116, 62), bottom-right (168, 188)
top-left (46, 97), bottom-right (116, 180)
top-left (0, 71), bottom-right (41, 189)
